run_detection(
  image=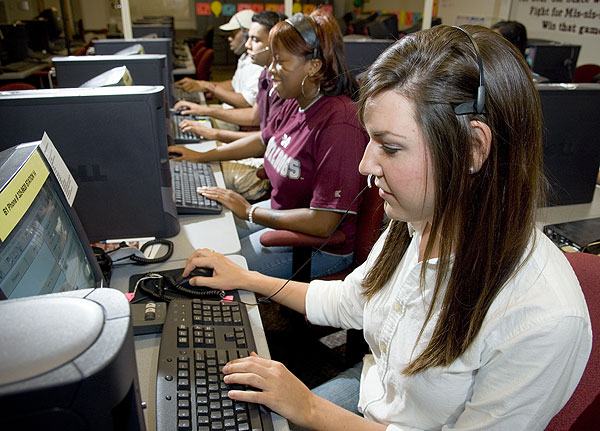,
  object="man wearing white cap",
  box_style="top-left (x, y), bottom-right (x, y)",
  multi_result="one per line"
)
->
top-left (175, 9), bottom-right (263, 110)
